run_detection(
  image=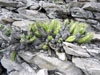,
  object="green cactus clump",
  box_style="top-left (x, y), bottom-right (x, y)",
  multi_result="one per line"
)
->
top-left (20, 19), bottom-right (94, 51)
